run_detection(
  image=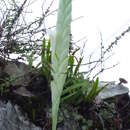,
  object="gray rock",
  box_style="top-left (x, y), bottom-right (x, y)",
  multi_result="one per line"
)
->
top-left (97, 81), bottom-right (129, 99)
top-left (0, 101), bottom-right (80, 130)
top-left (3, 61), bottom-right (31, 86)
top-left (0, 101), bottom-right (41, 130)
